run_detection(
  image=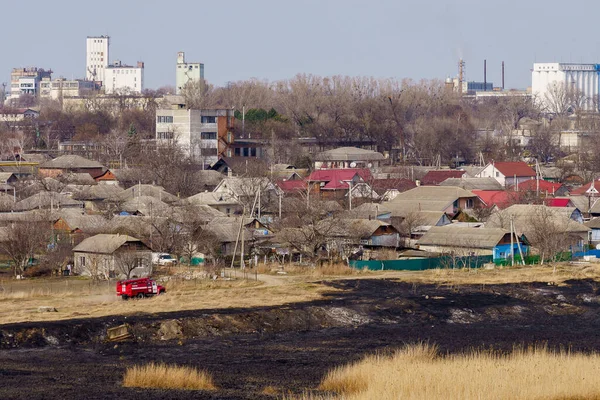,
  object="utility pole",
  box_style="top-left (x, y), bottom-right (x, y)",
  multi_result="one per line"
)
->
top-left (348, 180), bottom-right (353, 210)
top-left (510, 216), bottom-right (515, 266)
